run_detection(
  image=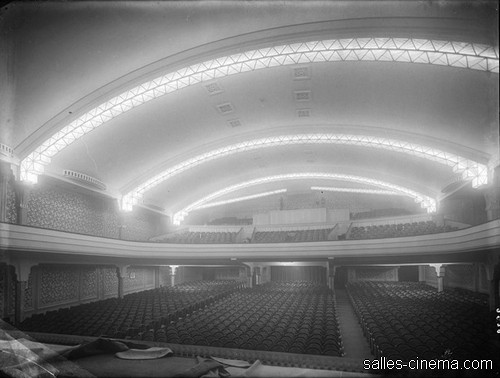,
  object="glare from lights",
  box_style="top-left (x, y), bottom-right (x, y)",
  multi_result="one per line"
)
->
top-left (122, 133), bottom-right (486, 211)
top-left (311, 186), bottom-right (403, 195)
top-left (21, 37), bottom-right (497, 184)
top-left (194, 189), bottom-right (287, 211)
top-left (172, 173), bottom-right (437, 225)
